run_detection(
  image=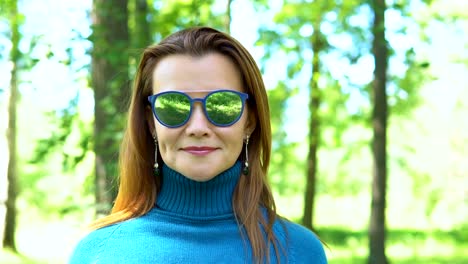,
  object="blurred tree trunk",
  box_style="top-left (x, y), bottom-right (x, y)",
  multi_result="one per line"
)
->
top-left (91, 0), bottom-right (129, 216)
top-left (303, 21), bottom-right (323, 231)
top-left (129, 0), bottom-right (151, 70)
top-left (369, 0), bottom-right (389, 263)
top-left (134, 0), bottom-right (151, 48)
top-left (225, 0), bottom-right (233, 33)
top-left (255, 1), bottom-right (337, 230)
top-left (3, 0), bottom-right (20, 252)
